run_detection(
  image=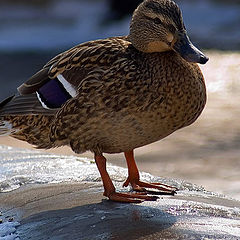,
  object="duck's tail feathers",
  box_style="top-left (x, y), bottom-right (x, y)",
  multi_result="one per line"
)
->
top-left (0, 94), bottom-right (57, 116)
top-left (0, 94), bottom-right (57, 142)
top-left (0, 96), bottom-right (20, 136)
top-left (0, 119), bottom-right (17, 136)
